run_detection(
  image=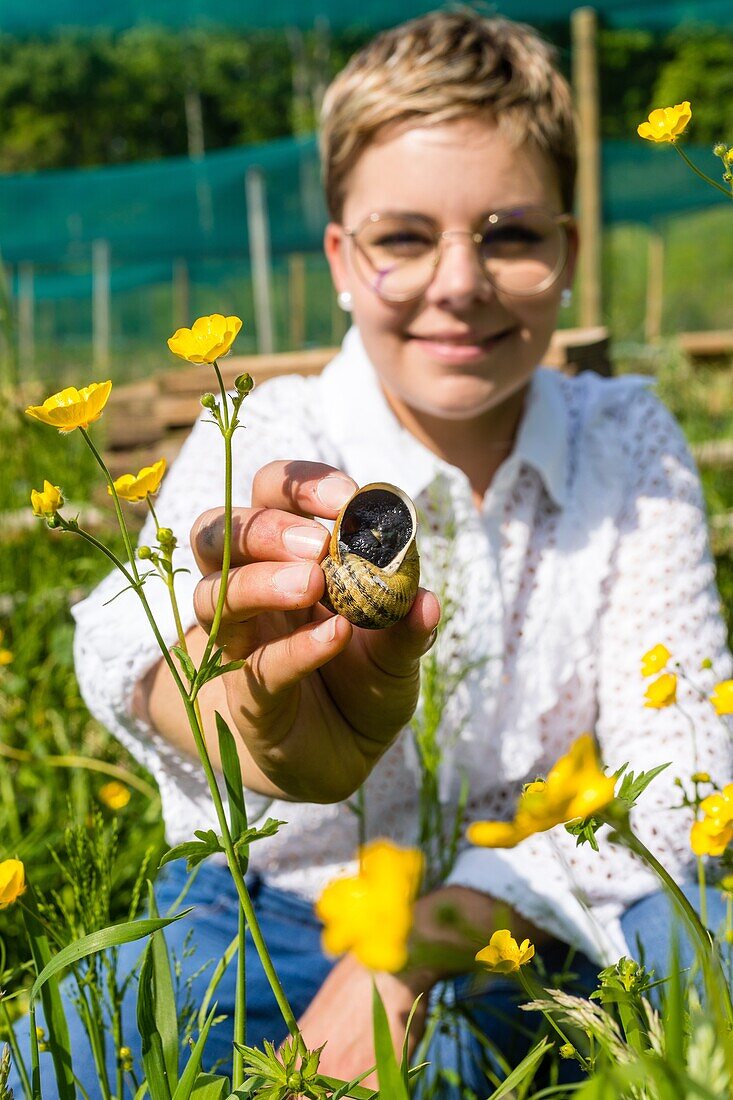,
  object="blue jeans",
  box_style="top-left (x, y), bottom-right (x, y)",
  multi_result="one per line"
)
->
top-left (6, 861), bottom-right (730, 1098)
